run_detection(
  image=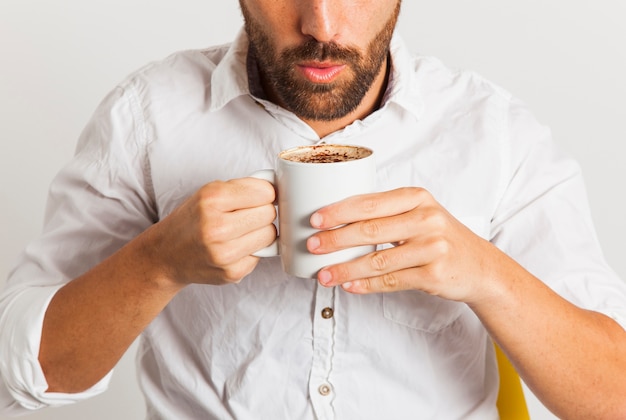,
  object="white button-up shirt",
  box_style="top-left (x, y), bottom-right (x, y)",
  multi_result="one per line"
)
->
top-left (2, 29), bottom-right (626, 419)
